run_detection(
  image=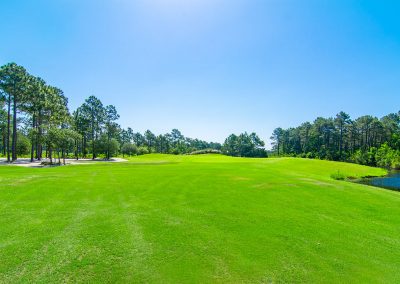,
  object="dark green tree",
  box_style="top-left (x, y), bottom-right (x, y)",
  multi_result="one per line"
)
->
top-left (80, 96), bottom-right (105, 159)
top-left (104, 105), bottom-right (120, 160)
